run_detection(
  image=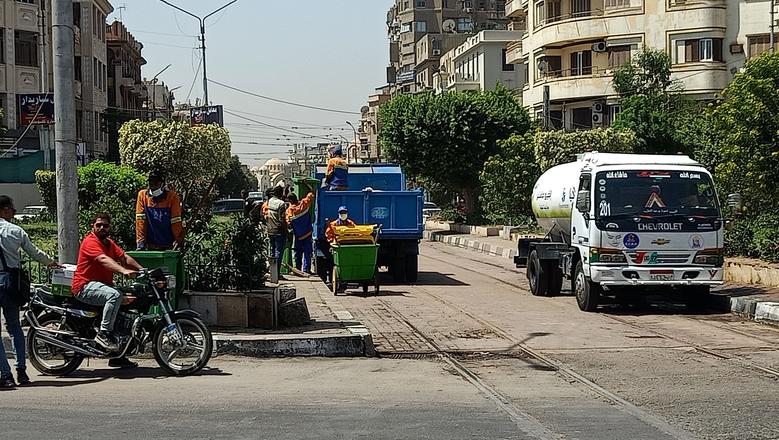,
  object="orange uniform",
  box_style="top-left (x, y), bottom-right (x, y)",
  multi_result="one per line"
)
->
top-left (325, 218), bottom-right (356, 243)
top-left (135, 189), bottom-right (184, 249)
